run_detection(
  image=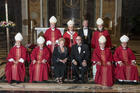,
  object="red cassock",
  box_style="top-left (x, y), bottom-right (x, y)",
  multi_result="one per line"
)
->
top-left (91, 30), bottom-right (112, 49)
top-left (63, 31), bottom-right (78, 51)
top-left (113, 46), bottom-right (139, 81)
top-left (91, 48), bottom-right (114, 86)
top-left (29, 46), bottom-right (50, 83)
top-left (44, 28), bottom-right (62, 54)
top-left (5, 46), bottom-right (27, 83)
